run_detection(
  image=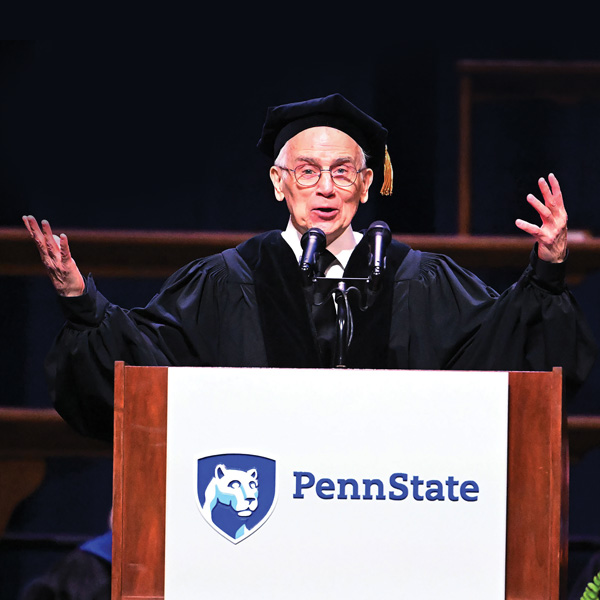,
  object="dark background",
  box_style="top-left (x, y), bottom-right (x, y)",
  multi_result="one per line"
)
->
top-left (2, 40), bottom-right (600, 597)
